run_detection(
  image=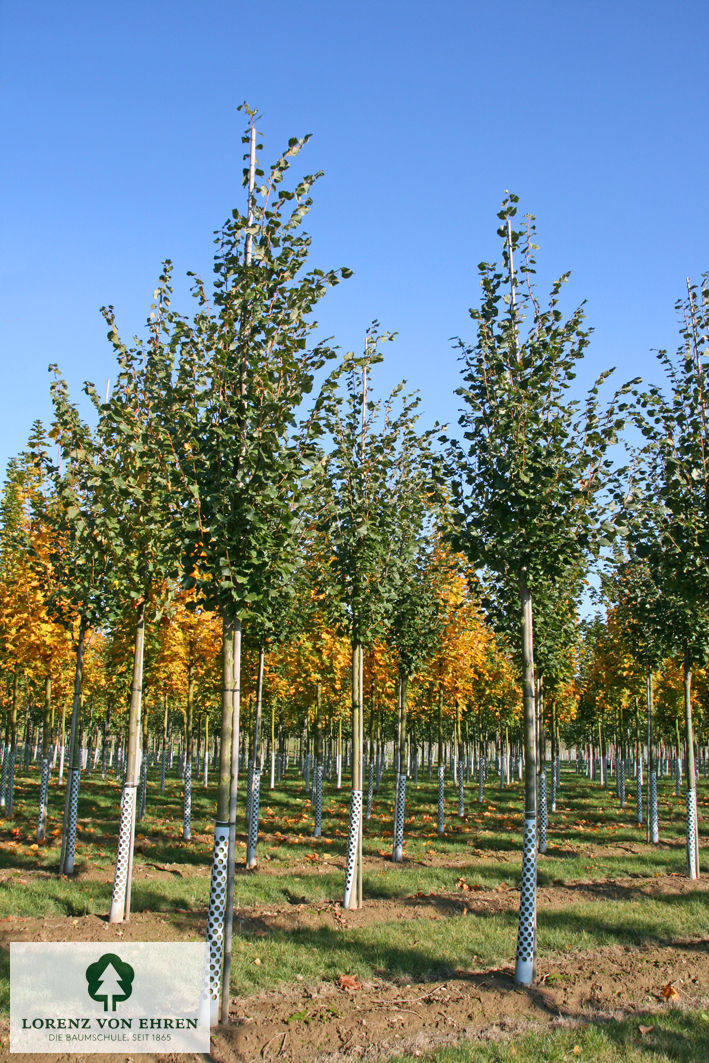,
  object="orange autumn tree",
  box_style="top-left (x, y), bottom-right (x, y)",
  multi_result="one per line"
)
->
top-left (271, 591), bottom-right (351, 823)
top-left (576, 609), bottom-right (643, 785)
top-left (149, 588), bottom-right (221, 833)
top-left (408, 550), bottom-right (518, 832)
top-left (416, 554), bottom-right (491, 760)
top-left (0, 442), bottom-right (74, 832)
